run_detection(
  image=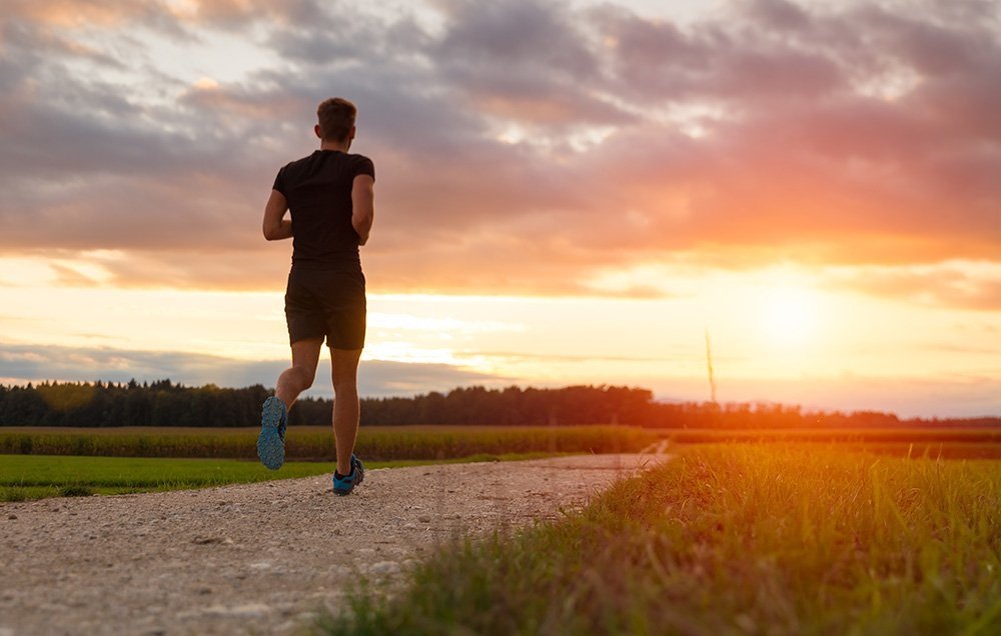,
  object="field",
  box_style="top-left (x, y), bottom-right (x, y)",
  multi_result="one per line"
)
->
top-left (4, 424), bottom-right (1000, 505)
top-left (655, 427), bottom-right (1001, 459)
top-left (326, 443), bottom-right (1001, 635)
top-left (0, 424), bottom-right (654, 460)
top-left (0, 424), bottom-right (655, 501)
